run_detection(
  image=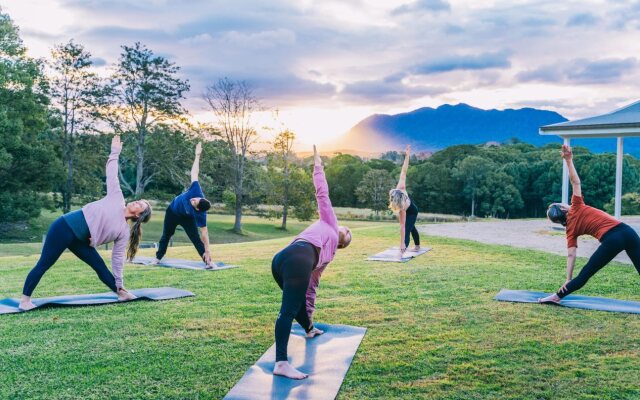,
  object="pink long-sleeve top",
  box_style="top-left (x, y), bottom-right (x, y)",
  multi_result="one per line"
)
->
top-left (82, 145), bottom-right (129, 289)
top-left (291, 164), bottom-right (339, 319)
